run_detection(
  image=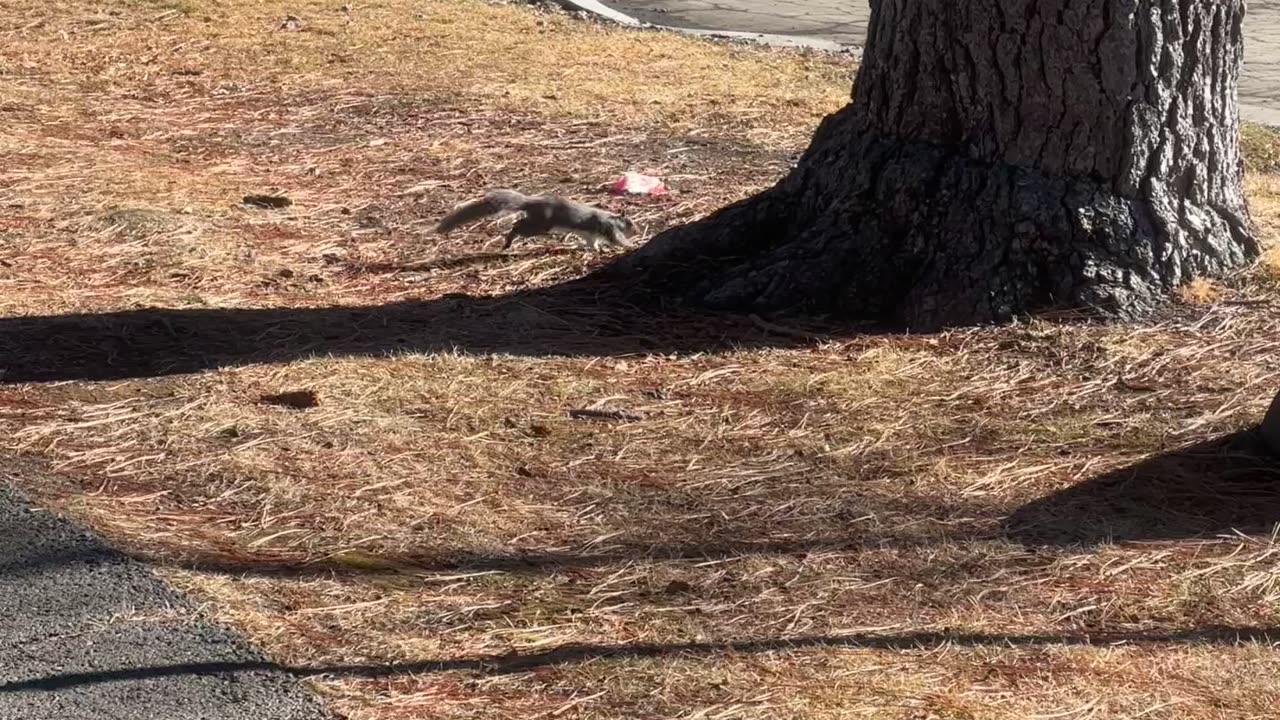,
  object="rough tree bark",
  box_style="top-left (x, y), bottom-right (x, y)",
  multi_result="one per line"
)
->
top-left (614, 0), bottom-right (1261, 330)
top-left (1263, 389), bottom-right (1280, 455)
